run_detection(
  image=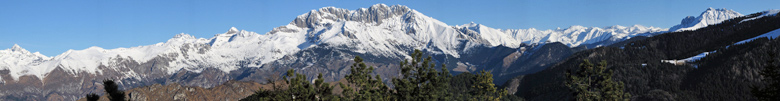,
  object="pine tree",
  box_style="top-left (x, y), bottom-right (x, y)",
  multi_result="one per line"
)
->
top-left (85, 93), bottom-right (100, 101)
top-left (341, 56), bottom-right (391, 100)
top-left (752, 52), bottom-right (780, 101)
top-left (240, 70), bottom-right (338, 101)
top-left (314, 73), bottom-right (337, 100)
top-left (283, 69), bottom-right (317, 101)
top-left (565, 60), bottom-right (630, 101)
top-left (471, 70), bottom-right (507, 101)
top-left (102, 80), bottom-right (125, 101)
top-left (392, 49), bottom-right (452, 101)
top-left (434, 64), bottom-right (452, 100)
